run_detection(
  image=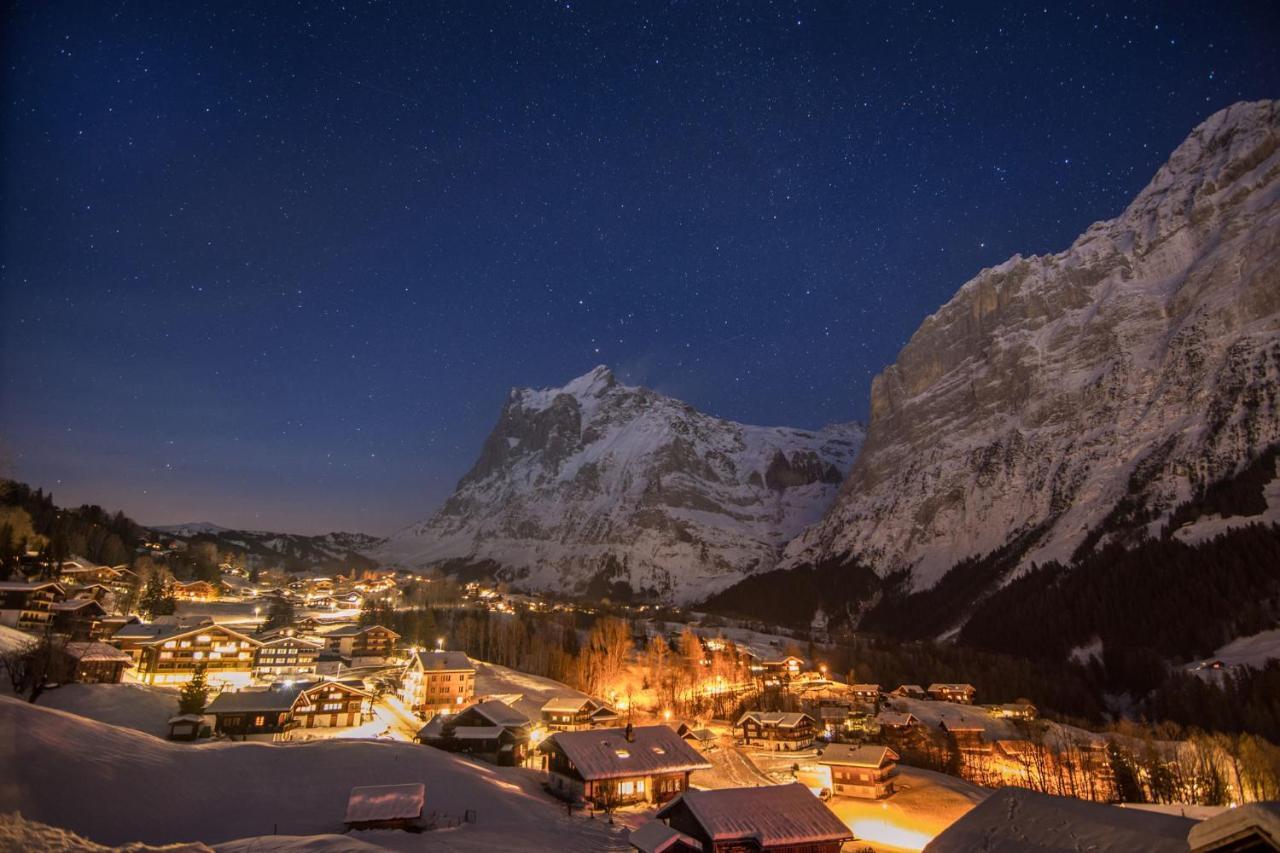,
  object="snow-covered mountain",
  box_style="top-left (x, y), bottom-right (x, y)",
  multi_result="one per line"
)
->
top-left (380, 366), bottom-right (864, 602)
top-left (784, 100), bottom-right (1280, 590)
top-left (149, 524), bottom-right (383, 571)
